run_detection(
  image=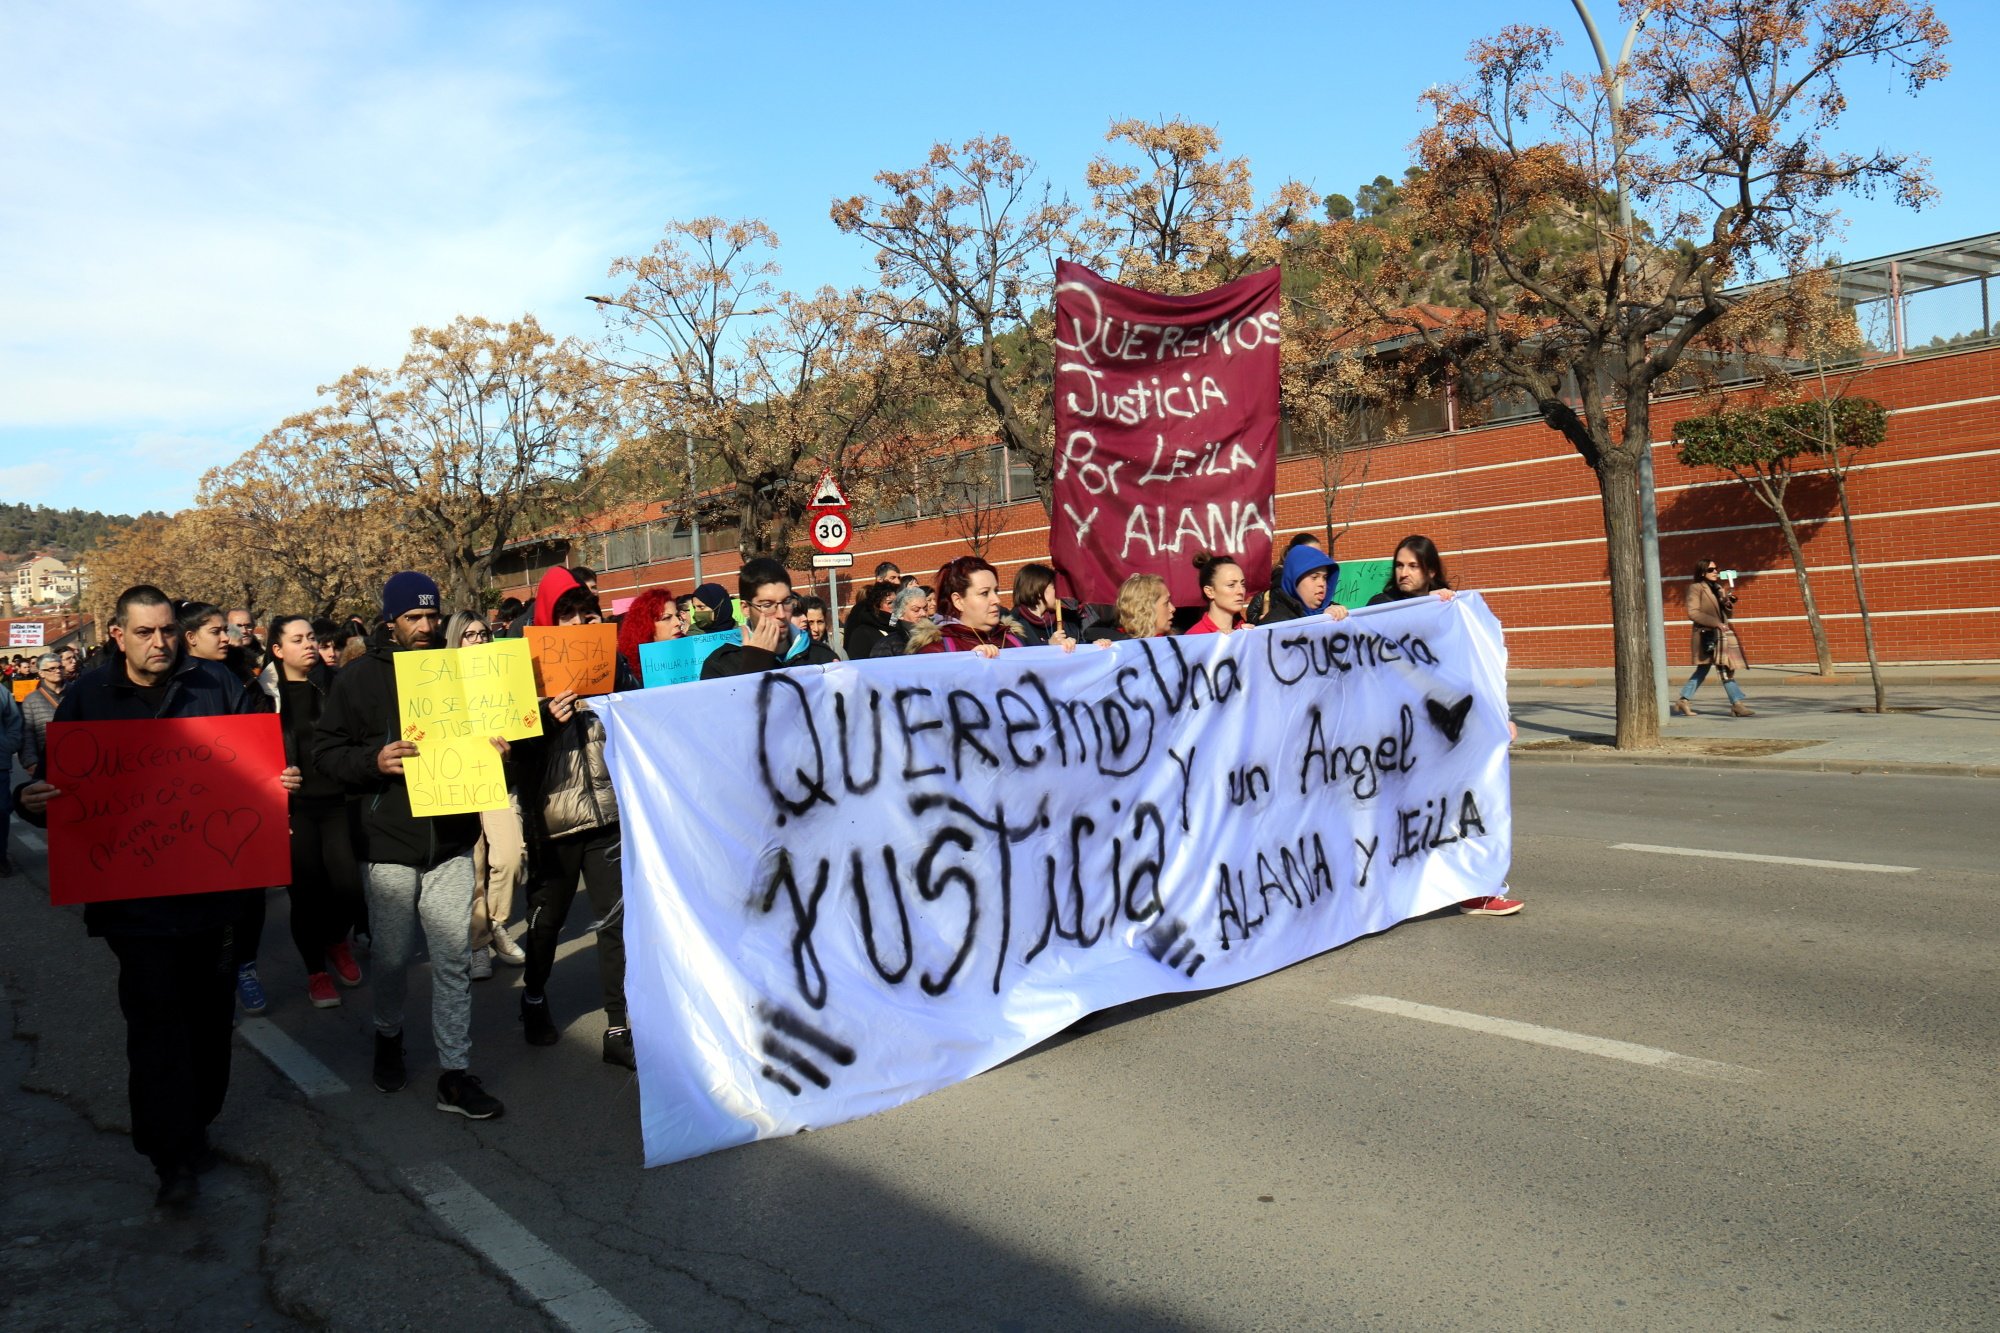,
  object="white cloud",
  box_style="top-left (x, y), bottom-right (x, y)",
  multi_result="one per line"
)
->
top-left (0, 0), bottom-right (695, 506)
